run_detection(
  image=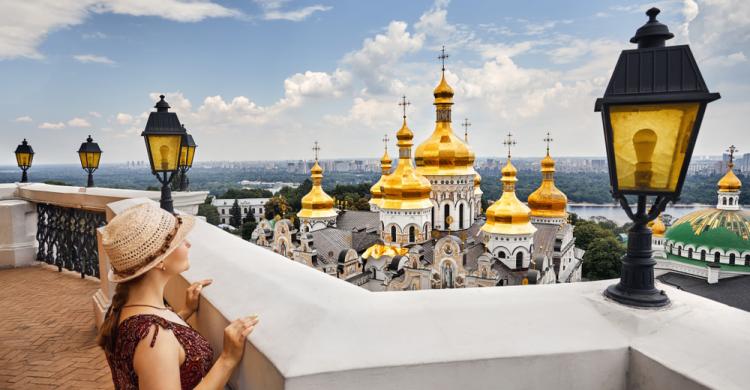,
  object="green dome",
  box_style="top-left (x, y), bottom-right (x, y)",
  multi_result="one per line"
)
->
top-left (665, 208), bottom-right (750, 253)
